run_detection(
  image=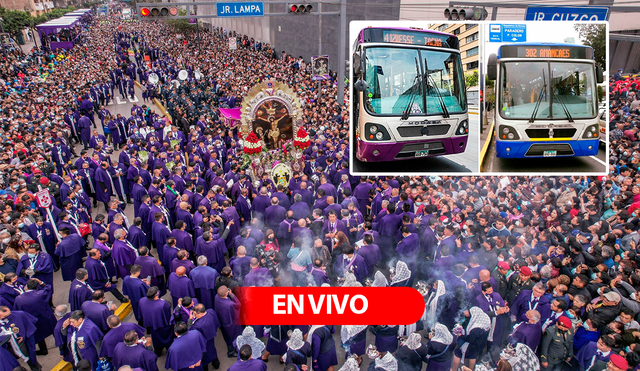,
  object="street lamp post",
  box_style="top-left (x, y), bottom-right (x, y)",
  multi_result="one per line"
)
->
top-left (0, 17), bottom-right (5, 33)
